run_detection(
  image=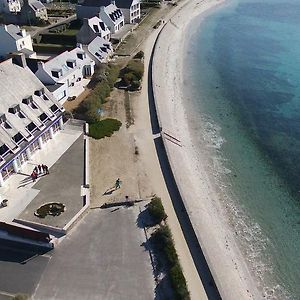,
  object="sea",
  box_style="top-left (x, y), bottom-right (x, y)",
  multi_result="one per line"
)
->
top-left (183, 0), bottom-right (300, 299)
